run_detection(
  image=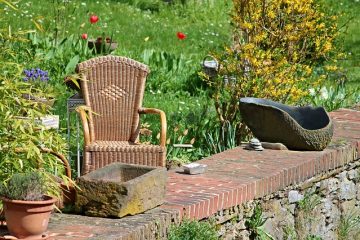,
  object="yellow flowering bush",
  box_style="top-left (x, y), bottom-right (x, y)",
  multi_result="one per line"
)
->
top-left (202, 0), bottom-right (339, 139)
